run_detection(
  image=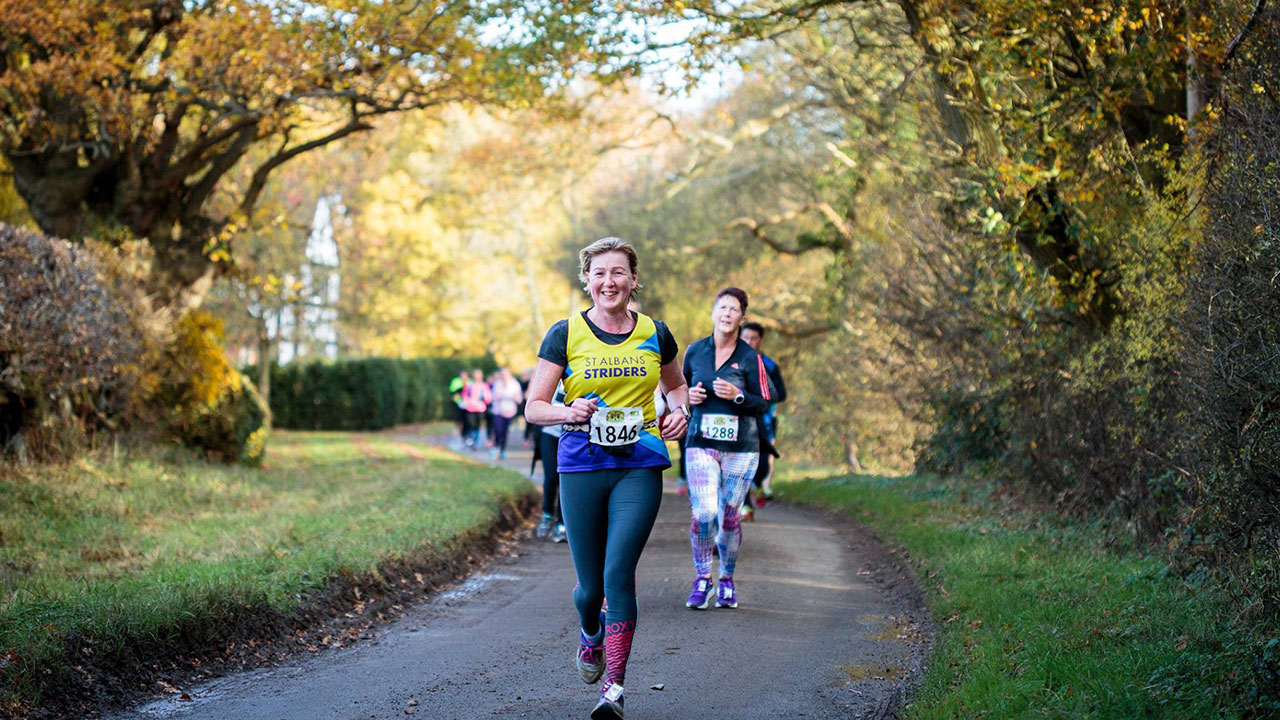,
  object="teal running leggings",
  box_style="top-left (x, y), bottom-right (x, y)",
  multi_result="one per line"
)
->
top-left (560, 467), bottom-right (663, 685)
